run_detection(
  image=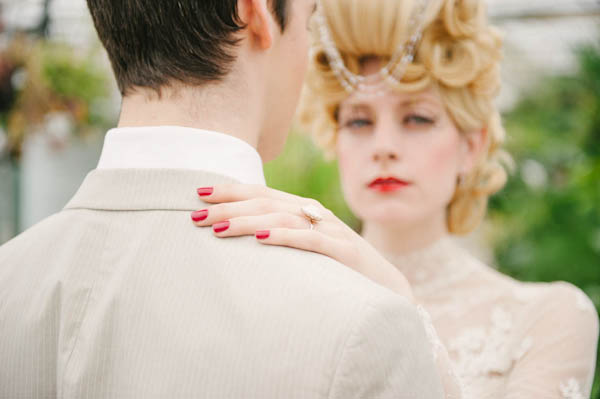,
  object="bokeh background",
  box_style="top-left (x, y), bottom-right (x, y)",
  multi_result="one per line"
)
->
top-left (0, 0), bottom-right (599, 396)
